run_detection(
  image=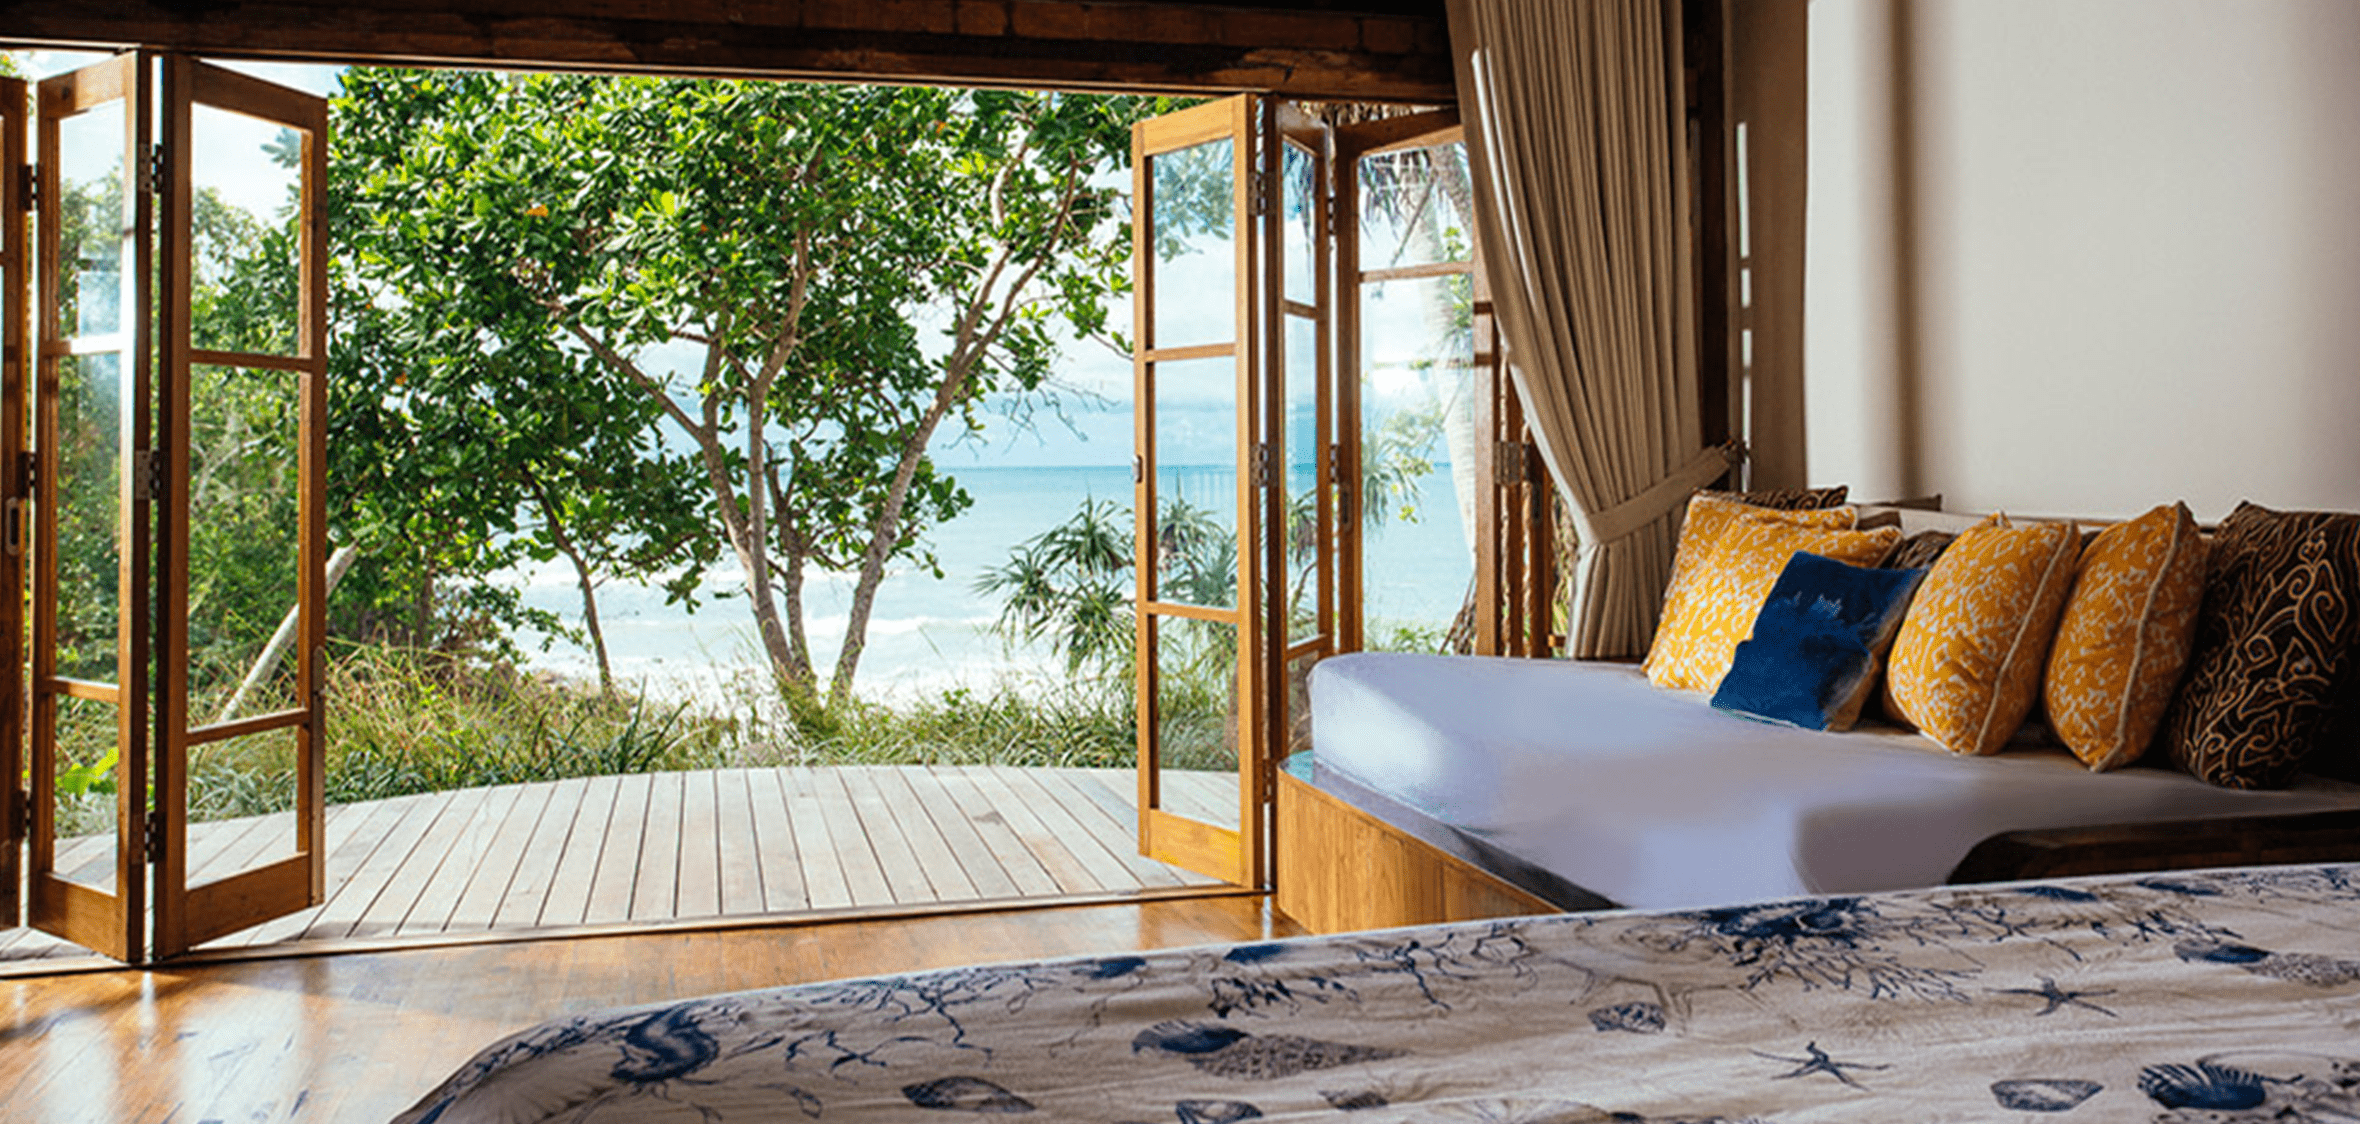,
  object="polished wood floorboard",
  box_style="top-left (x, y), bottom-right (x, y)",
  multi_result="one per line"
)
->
top-left (3, 766), bottom-right (1235, 968)
top-left (0, 894), bottom-right (1300, 1124)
